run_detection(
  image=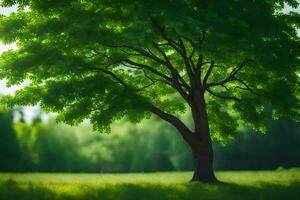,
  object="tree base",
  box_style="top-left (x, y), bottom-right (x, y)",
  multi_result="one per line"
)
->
top-left (190, 173), bottom-right (220, 184)
top-left (190, 177), bottom-right (220, 184)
